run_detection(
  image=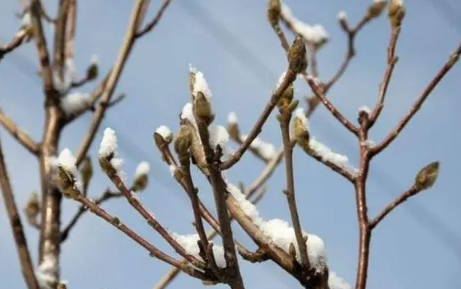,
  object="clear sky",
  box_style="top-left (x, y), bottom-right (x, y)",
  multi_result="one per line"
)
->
top-left (1, 1), bottom-right (460, 289)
